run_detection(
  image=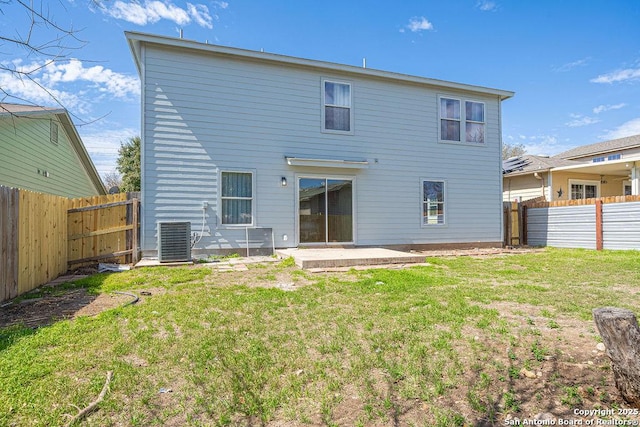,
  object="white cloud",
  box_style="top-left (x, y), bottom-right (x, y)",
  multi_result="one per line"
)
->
top-left (593, 103), bottom-right (626, 114)
top-left (42, 59), bottom-right (140, 99)
top-left (102, 0), bottom-right (213, 28)
top-left (511, 134), bottom-right (562, 156)
top-left (402, 16), bottom-right (434, 33)
top-left (81, 127), bottom-right (139, 176)
top-left (590, 68), bottom-right (640, 84)
top-left (213, 1), bottom-right (229, 9)
top-left (187, 4), bottom-right (213, 28)
top-left (554, 58), bottom-right (589, 72)
top-left (476, 1), bottom-right (497, 12)
top-left (0, 58), bottom-right (139, 115)
top-left (565, 113), bottom-right (600, 128)
top-left (601, 118), bottom-right (640, 140)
